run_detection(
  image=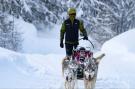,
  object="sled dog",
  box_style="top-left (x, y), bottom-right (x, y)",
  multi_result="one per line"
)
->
top-left (62, 57), bottom-right (77, 89)
top-left (84, 53), bottom-right (105, 89)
